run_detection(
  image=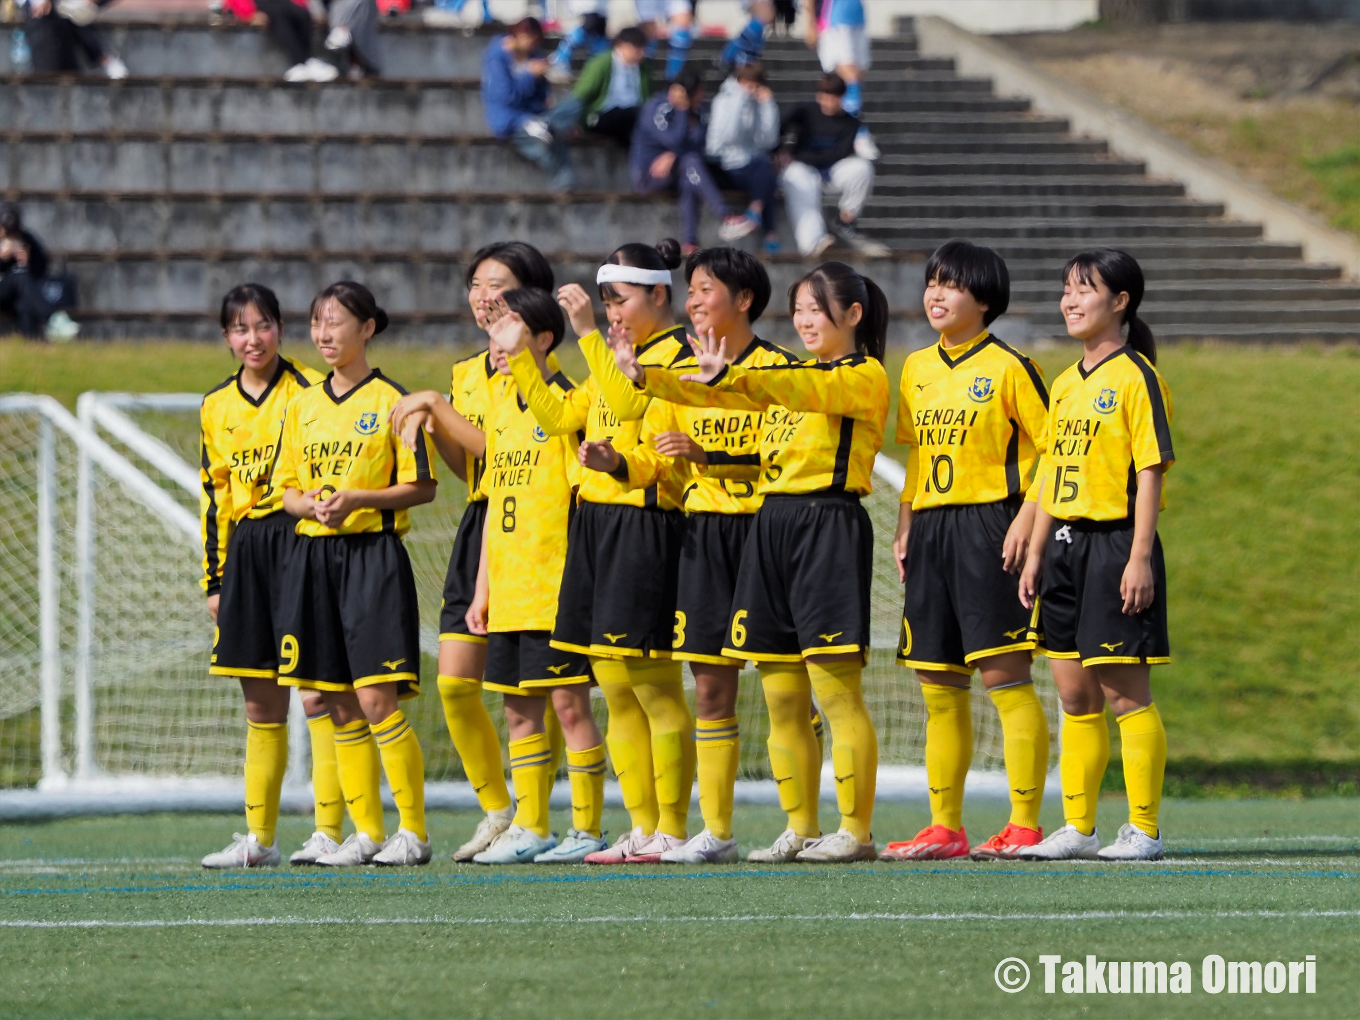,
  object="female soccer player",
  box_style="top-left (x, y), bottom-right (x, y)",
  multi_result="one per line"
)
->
top-left (273, 281), bottom-right (437, 867)
top-left (508, 240), bottom-right (696, 864)
top-left (580, 247), bottom-right (799, 863)
top-left (200, 284), bottom-right (349, 870)
top-left (1019, 248), bottom-right (1172, 862)
top-left (460, 288), bottom-right (610, 864)
top-left (880, 240), bottom-right (1053, 863)
top-left (389, 241), bottom-right (559, 862)
top-left (614, 261), bottom-right (889, 863)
